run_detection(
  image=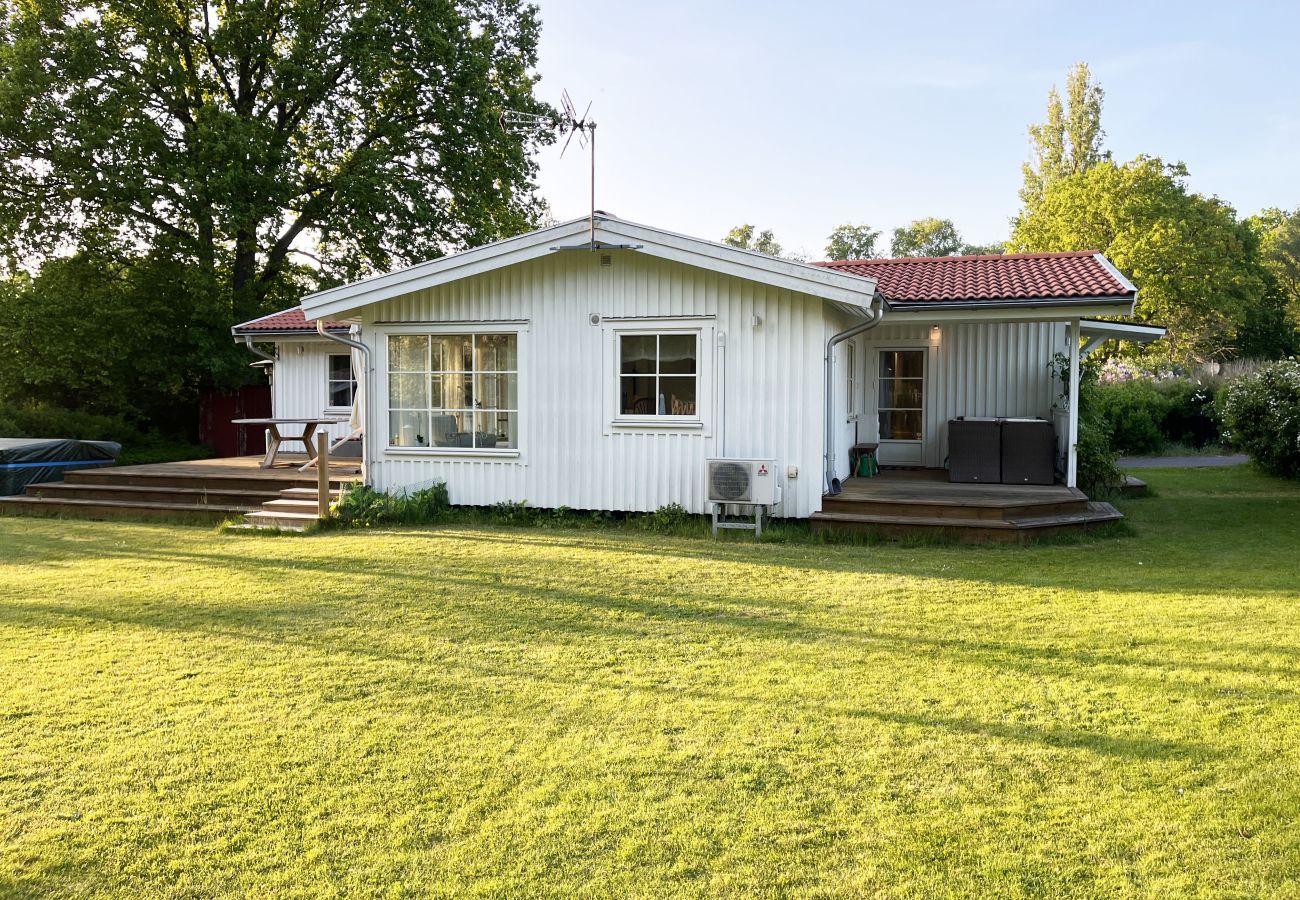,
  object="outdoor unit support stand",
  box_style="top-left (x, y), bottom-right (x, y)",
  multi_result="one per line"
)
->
top-left (711, 502), bottom-right (766, 538)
